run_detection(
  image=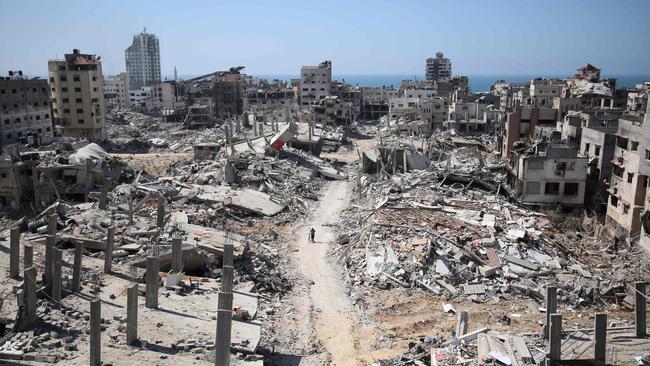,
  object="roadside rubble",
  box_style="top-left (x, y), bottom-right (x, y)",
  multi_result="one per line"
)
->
top-left (0, 120), bottom-right (344, 364)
